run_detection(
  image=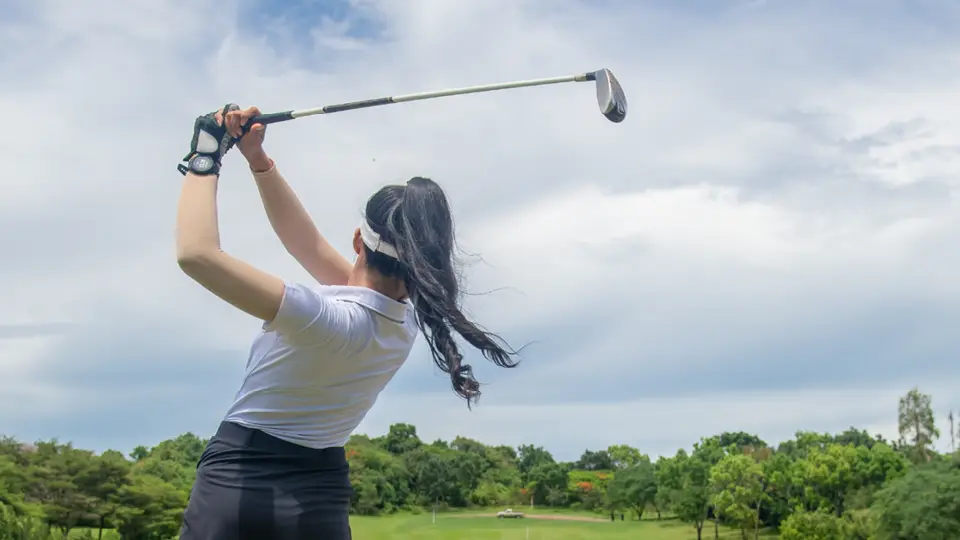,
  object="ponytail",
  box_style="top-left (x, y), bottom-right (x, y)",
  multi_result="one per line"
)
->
top-left (363, 177), bottom-right (518, 404)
